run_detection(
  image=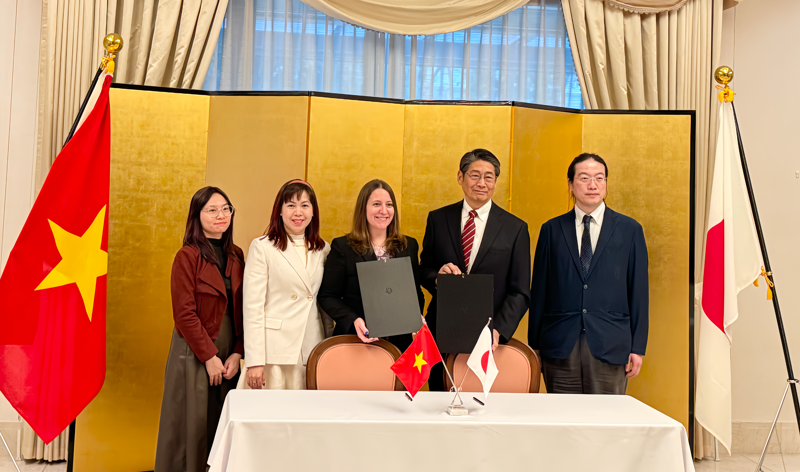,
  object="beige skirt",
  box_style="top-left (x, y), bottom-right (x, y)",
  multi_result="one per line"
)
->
top-left (237, 355), bottom-right (306, 390)
top-left (154, 315), bottom-right (238, 472)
